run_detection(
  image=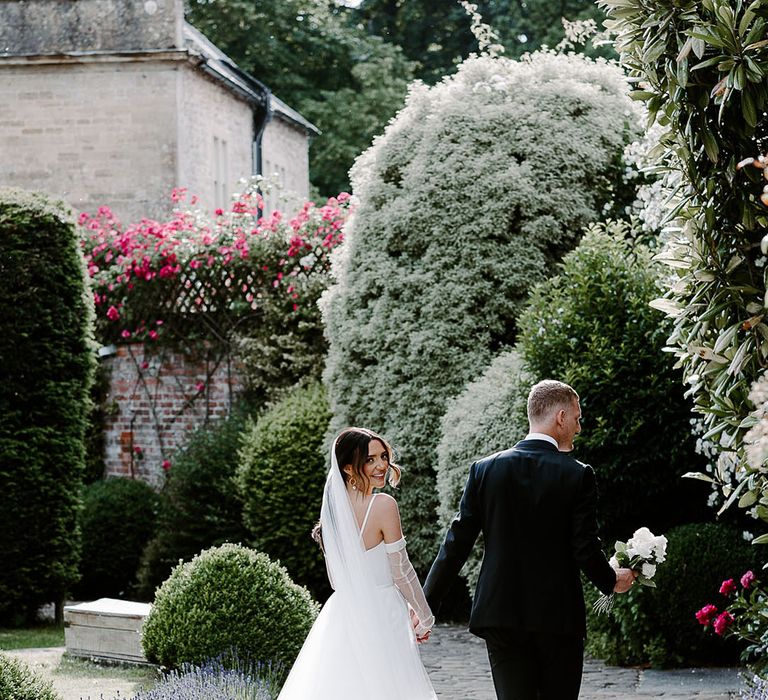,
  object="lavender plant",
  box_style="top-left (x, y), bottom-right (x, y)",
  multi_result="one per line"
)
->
top-left (742, 675), bottom-right (768, 700)
top-left (115, 656), bottom-right (281, 700)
